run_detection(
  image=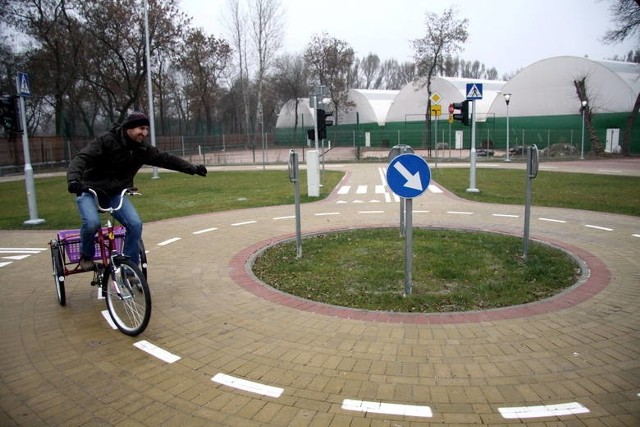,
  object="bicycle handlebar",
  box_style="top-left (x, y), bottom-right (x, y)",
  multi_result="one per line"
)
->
top-left (87, 187), bottom-right (141, 213)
